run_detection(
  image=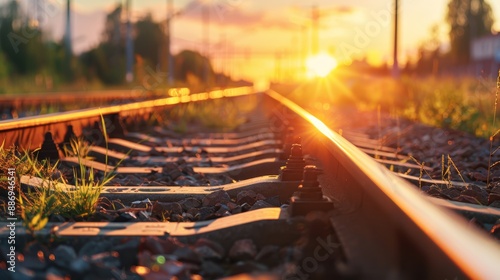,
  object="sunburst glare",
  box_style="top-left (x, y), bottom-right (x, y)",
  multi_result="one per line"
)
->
top-left (305, 53), bottom-right (338, 78)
